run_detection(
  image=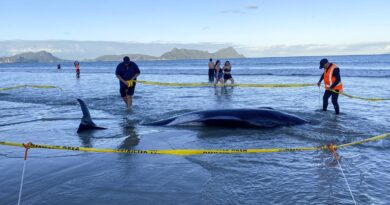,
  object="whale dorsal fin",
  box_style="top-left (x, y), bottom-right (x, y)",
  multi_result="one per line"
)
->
top-left (77, 99), bottom-right (106, 133)
top-left (77, 99), bottom-right (95, 126)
